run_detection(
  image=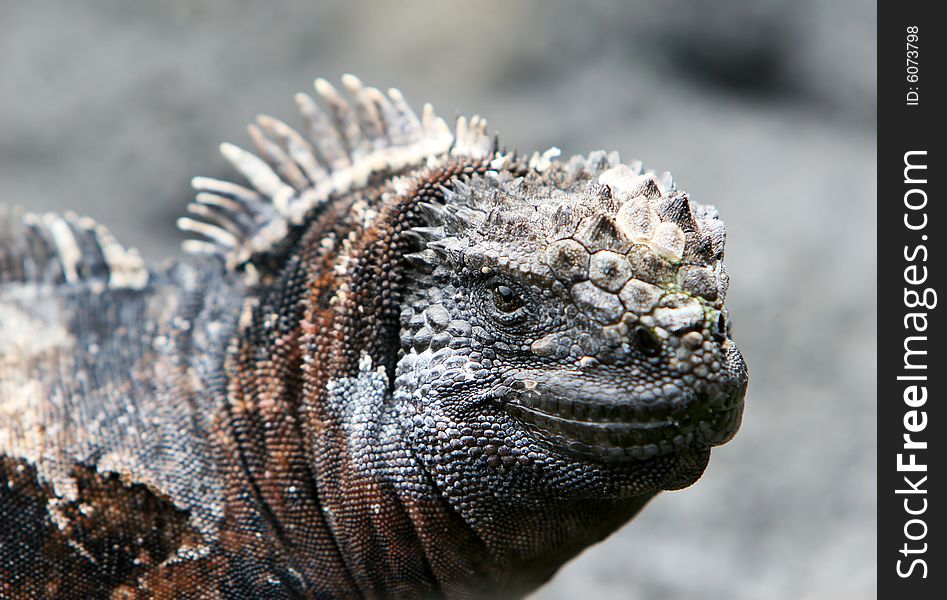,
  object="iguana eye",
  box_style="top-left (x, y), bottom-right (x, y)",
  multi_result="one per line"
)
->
top-left (492, 284), bottom-right (524, 313)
